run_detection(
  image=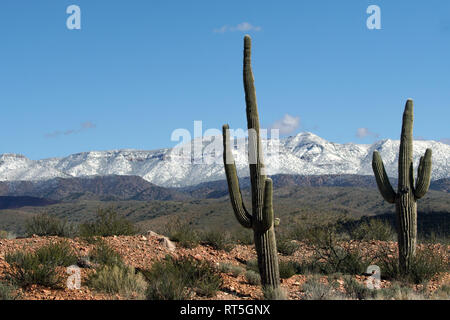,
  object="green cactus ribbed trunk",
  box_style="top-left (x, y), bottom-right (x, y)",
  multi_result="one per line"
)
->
top-left (372, 99), bottom-right (432, 274)
top-left (222, 35), bottom-right (282, 298)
